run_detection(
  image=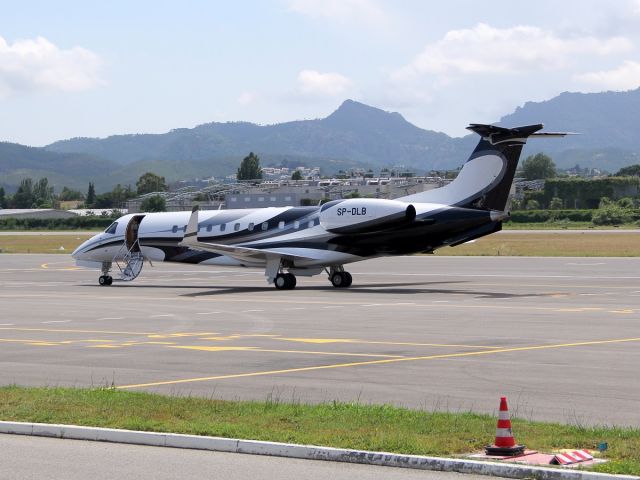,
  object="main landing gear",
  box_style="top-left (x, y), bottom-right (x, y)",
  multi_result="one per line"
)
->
top-left (328, 266), bottom-right (352, 288)
top-left (274, 272), bottom-right (297, 290)
top-left (98, 261), bottom-right (113, 286)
